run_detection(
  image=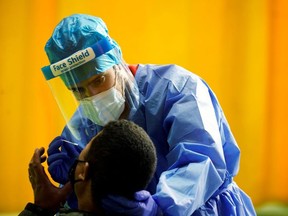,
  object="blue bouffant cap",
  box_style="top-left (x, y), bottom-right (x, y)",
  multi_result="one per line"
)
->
top-left (44, 14), bottom-right (122, 86)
